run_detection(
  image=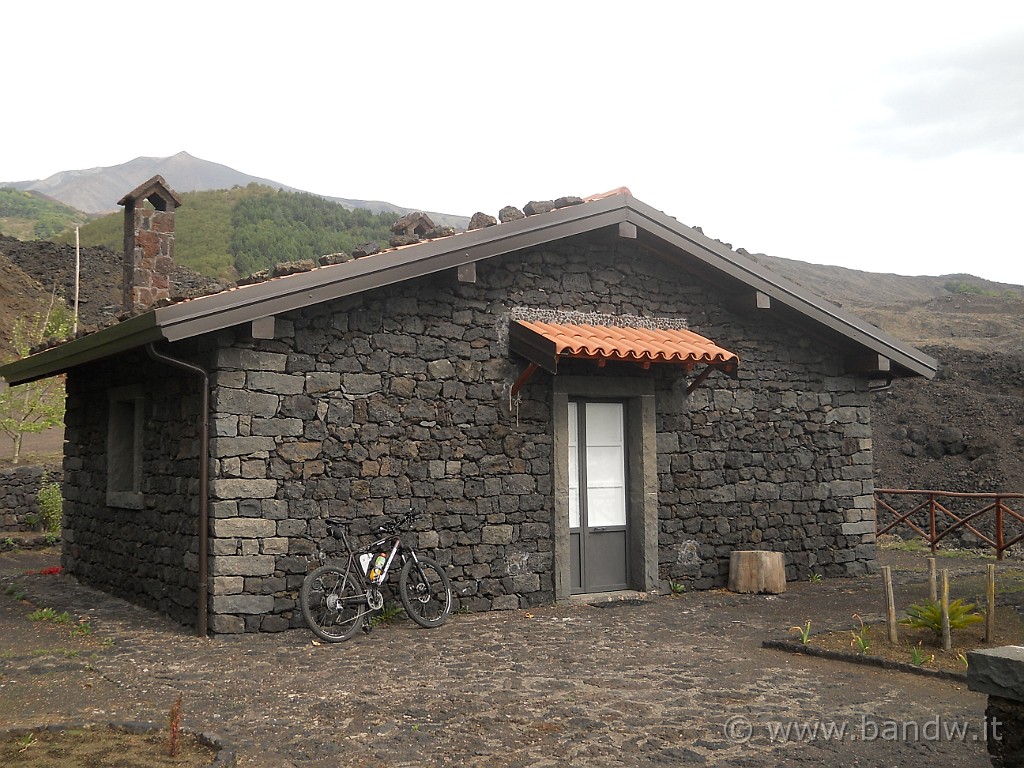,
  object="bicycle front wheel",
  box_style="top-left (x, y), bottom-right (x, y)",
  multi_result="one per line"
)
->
top-left (300, 564), bottom-right (365, 642)
top-left (399, 556), bottom-right (452, 629)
